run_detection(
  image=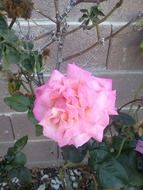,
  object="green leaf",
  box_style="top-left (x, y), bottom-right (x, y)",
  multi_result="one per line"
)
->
top-left (80, 9), bottom-right (88, 13)
top-left (96, 158), bottom-right (129, 189)
top-left (89, 149), bottom-right (110, 170)
top-left (3, 46), bottom-right (20, 64)
top-left (13, 152), bottom-right (27, 166)
top-left (118, 151), bottom-right (143, 187)
top-left (87, 180), bottom-right (96, 190)
top-left (0, 16), bottom-right (8, 29)
top-left (78, 14), bottom-right (88, 22)
top-left (140, 41), bottom-right (143, 50)
top-left (90, 6), bottom-right (105, 17)
top-left (0, 29), bottom-right (18, 43)
top-left (21, 53), bottom-right (35, 73)
top-left (124, 187), bottom-right (143, 190)
top-left (78, 16), bottom-right (85, 22)
top-left (84, 19), bottom-right (90, 26)
top-left (8, 167), bottom-right (32, 184)
top-left (112, 112), bottom-right (136, 126)
top-left (35, 53), bottom-right (43, 72)
top-left (27, 109), bottom-right (37, 125)
top-left (35, 124), bottom-right (43, 136)
top-left (14, 135), bottom-right (28, 152)
top-left (112, 136), bottom-right (136, 153)
top-left (62, 145), bottom-right (87, 163)
top-left (4, 95), bottom-right (30, 112)
top-left (5, 147), bottom-right (16, 160)
top-left (0, 1), bottom-right (4, 10)
top-left (22, 41), bottom-right (34, 50)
